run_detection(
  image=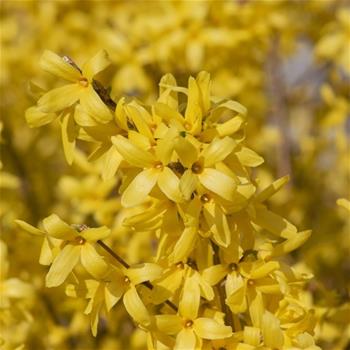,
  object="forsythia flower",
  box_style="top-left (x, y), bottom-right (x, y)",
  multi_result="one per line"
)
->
top-left (16, 215), bottom-right (110, 287)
